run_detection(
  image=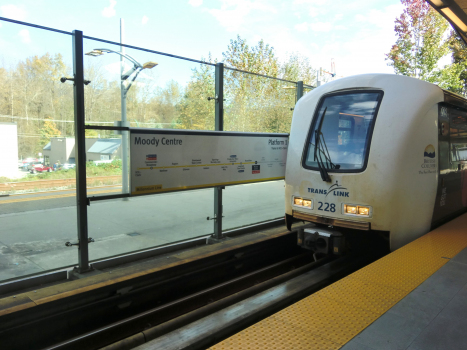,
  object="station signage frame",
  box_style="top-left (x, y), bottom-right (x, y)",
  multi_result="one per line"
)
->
top-left (129, 128), bottom-right (289, 196)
